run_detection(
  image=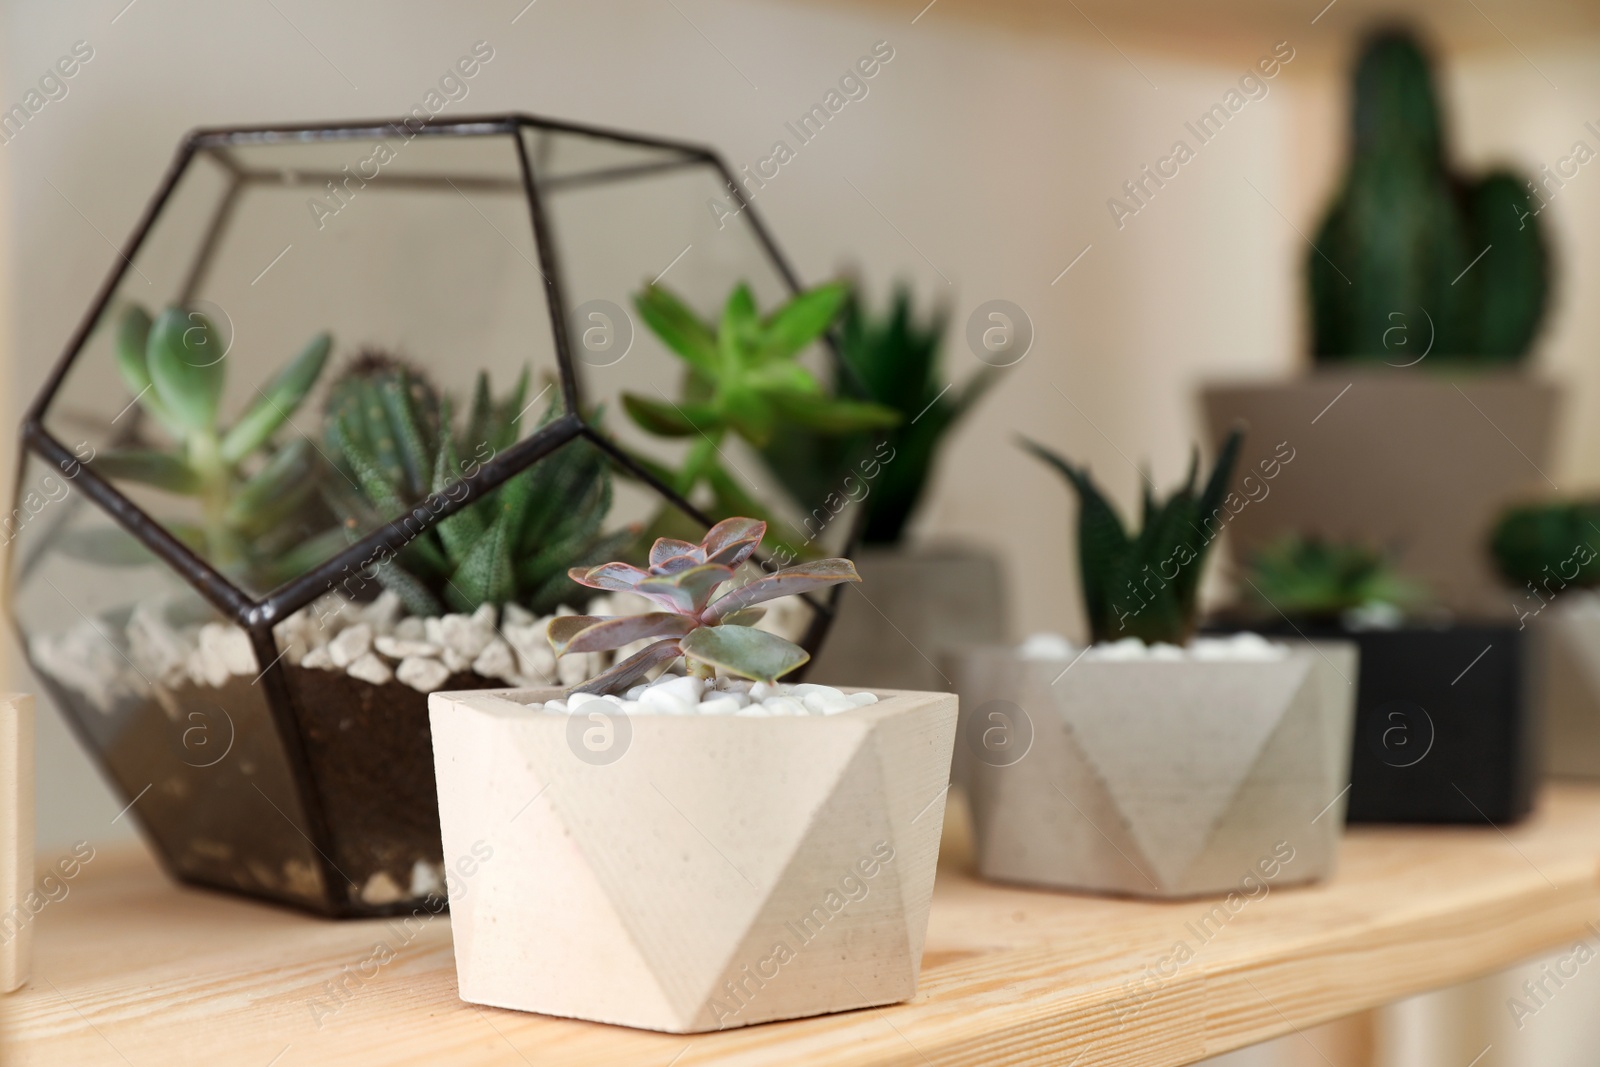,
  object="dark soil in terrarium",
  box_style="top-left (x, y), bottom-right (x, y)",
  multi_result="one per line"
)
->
top-left (97, 674), bottom-right (329, 910)
top-left (283, 663), bottom-right (503, 910)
